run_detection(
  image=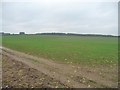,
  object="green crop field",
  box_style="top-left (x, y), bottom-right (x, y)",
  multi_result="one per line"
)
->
top-left (2, 35), bottom-right (118, 65)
